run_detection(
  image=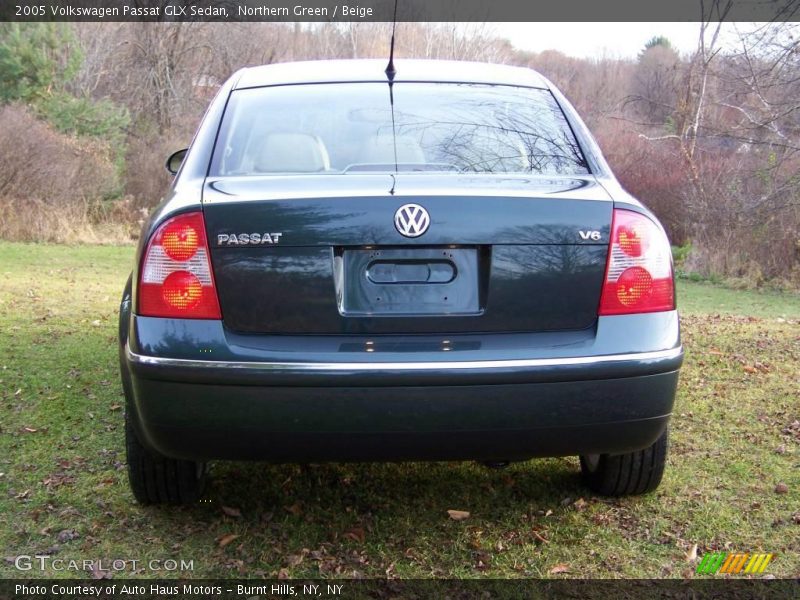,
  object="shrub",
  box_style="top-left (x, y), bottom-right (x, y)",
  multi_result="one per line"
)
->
top-left (593, 119), bottom-right (691, 245)
top-left (0, 103), bottom-right (129, 242)
top-left (37, 92), bottom-right (129, 143)
top-left (122, 131), bottom-right (183, 211)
